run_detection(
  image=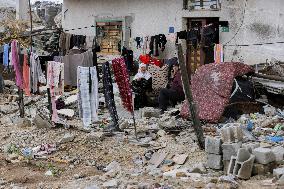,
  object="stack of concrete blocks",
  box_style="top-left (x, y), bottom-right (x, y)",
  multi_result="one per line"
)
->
top-left (252, 146), bottom-right (284, 176)
top-left (205, 136), bottom-right (223, 170)
top-left (227, 148), bottom-right (255, 179)
top-left (220, 125), bottom-right (244, 173)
